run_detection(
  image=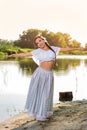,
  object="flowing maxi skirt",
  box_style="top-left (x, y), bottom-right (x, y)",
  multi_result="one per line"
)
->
top-left (25, 66), bottom-right (54, 121)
